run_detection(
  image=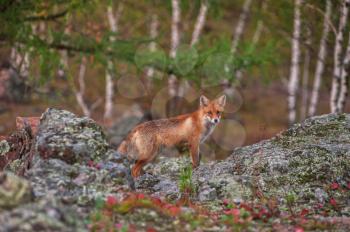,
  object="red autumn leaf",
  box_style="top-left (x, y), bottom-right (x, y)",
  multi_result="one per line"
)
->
top-left (330, 182), bottom-right (339, 190)
top-left (106, 195), bottom-right (118, 207)
top-left (232, 208), bottom-right (240, 217)
top-left (225, 208), bottom-right (240, 216)
top-left (87, 160), bottom-right (95, 167)
top-left (222, 199), bottom-right (229, 205)
top-left (347, 182), bottom-right (350, 190)
top-left (255, 208), bottom-right (270, 220)
top-left (329, 198), bottom-right (337, 207)
top-left (137, 193), bottom-right (145, 199)
top-left (168, 206), bottom-right (181, 216)
top-left (128, 224), bottom-right (137, 232)
top-left (224, 209), bottom-right (232, 215)
top-left (240, 203), bottom-right (252, 212)
top-left (146, 227), bottom-right (157, 232)
top-left (95, 163), bottom-right (102, 170)
top-left (151, 197), bottom-right (162, 206)
top-left (300, 208), bottom-right (309, 217)
top-left (294, 227), bottom-right (304, 232)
